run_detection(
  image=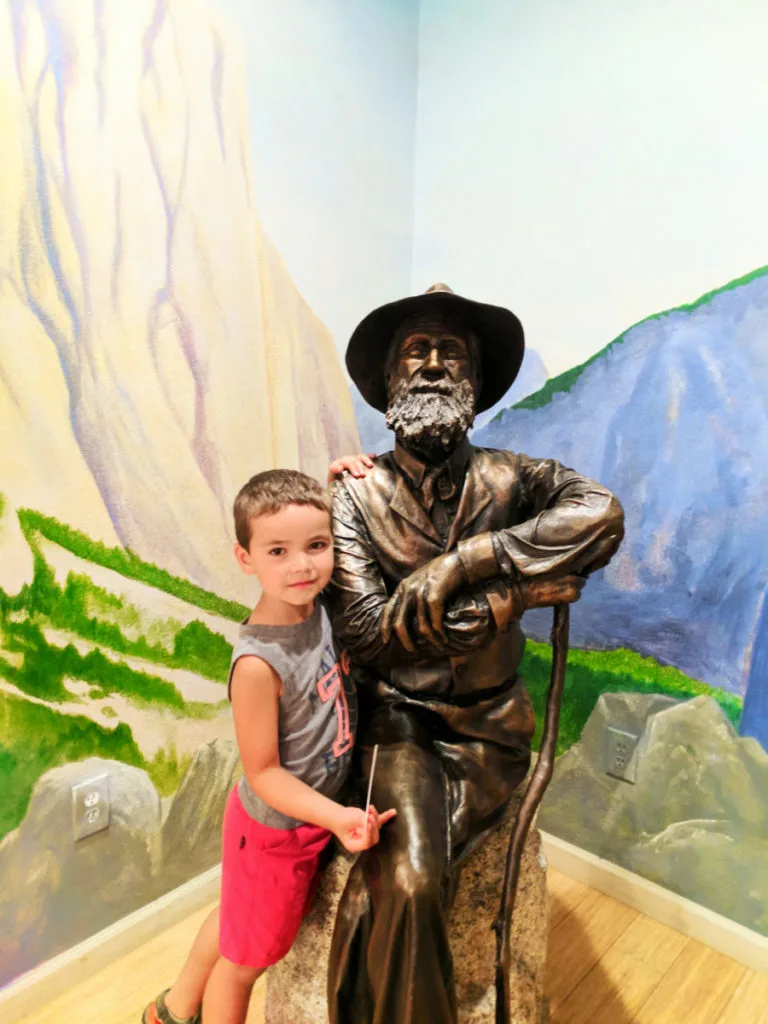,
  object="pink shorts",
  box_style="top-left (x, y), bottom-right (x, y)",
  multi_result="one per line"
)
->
top-left (219, 786), bottom-right (332, 968)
